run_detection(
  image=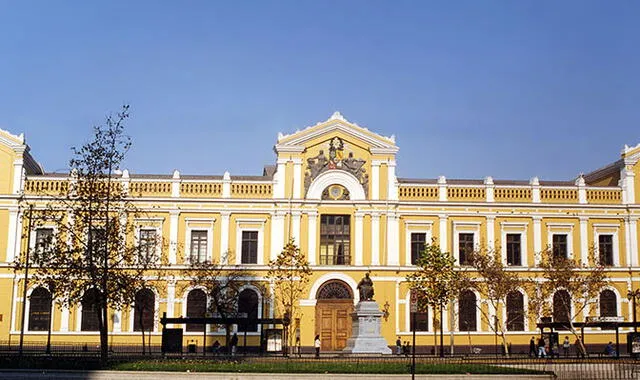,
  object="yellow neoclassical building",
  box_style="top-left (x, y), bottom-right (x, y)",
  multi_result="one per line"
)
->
top-left (1, 112), bottom-right (640, 353)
